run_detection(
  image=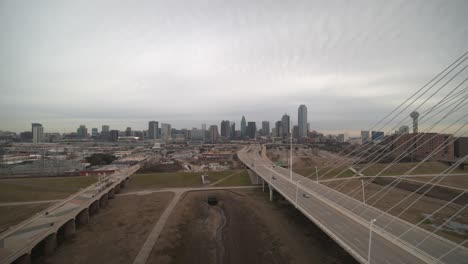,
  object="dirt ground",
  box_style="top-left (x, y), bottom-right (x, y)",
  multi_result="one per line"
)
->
top-left (37, 192), bottom-right (174, 264)
top-left (149, 189), bottom-right (358, 264)
top-left (324, 179), bottom-right (468, 243)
